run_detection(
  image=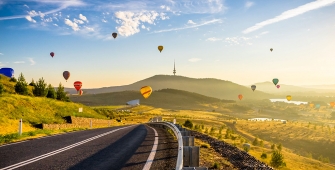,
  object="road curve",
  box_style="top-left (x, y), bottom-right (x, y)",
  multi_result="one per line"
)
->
top-left (0, 124), bottom-right (177, 170)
